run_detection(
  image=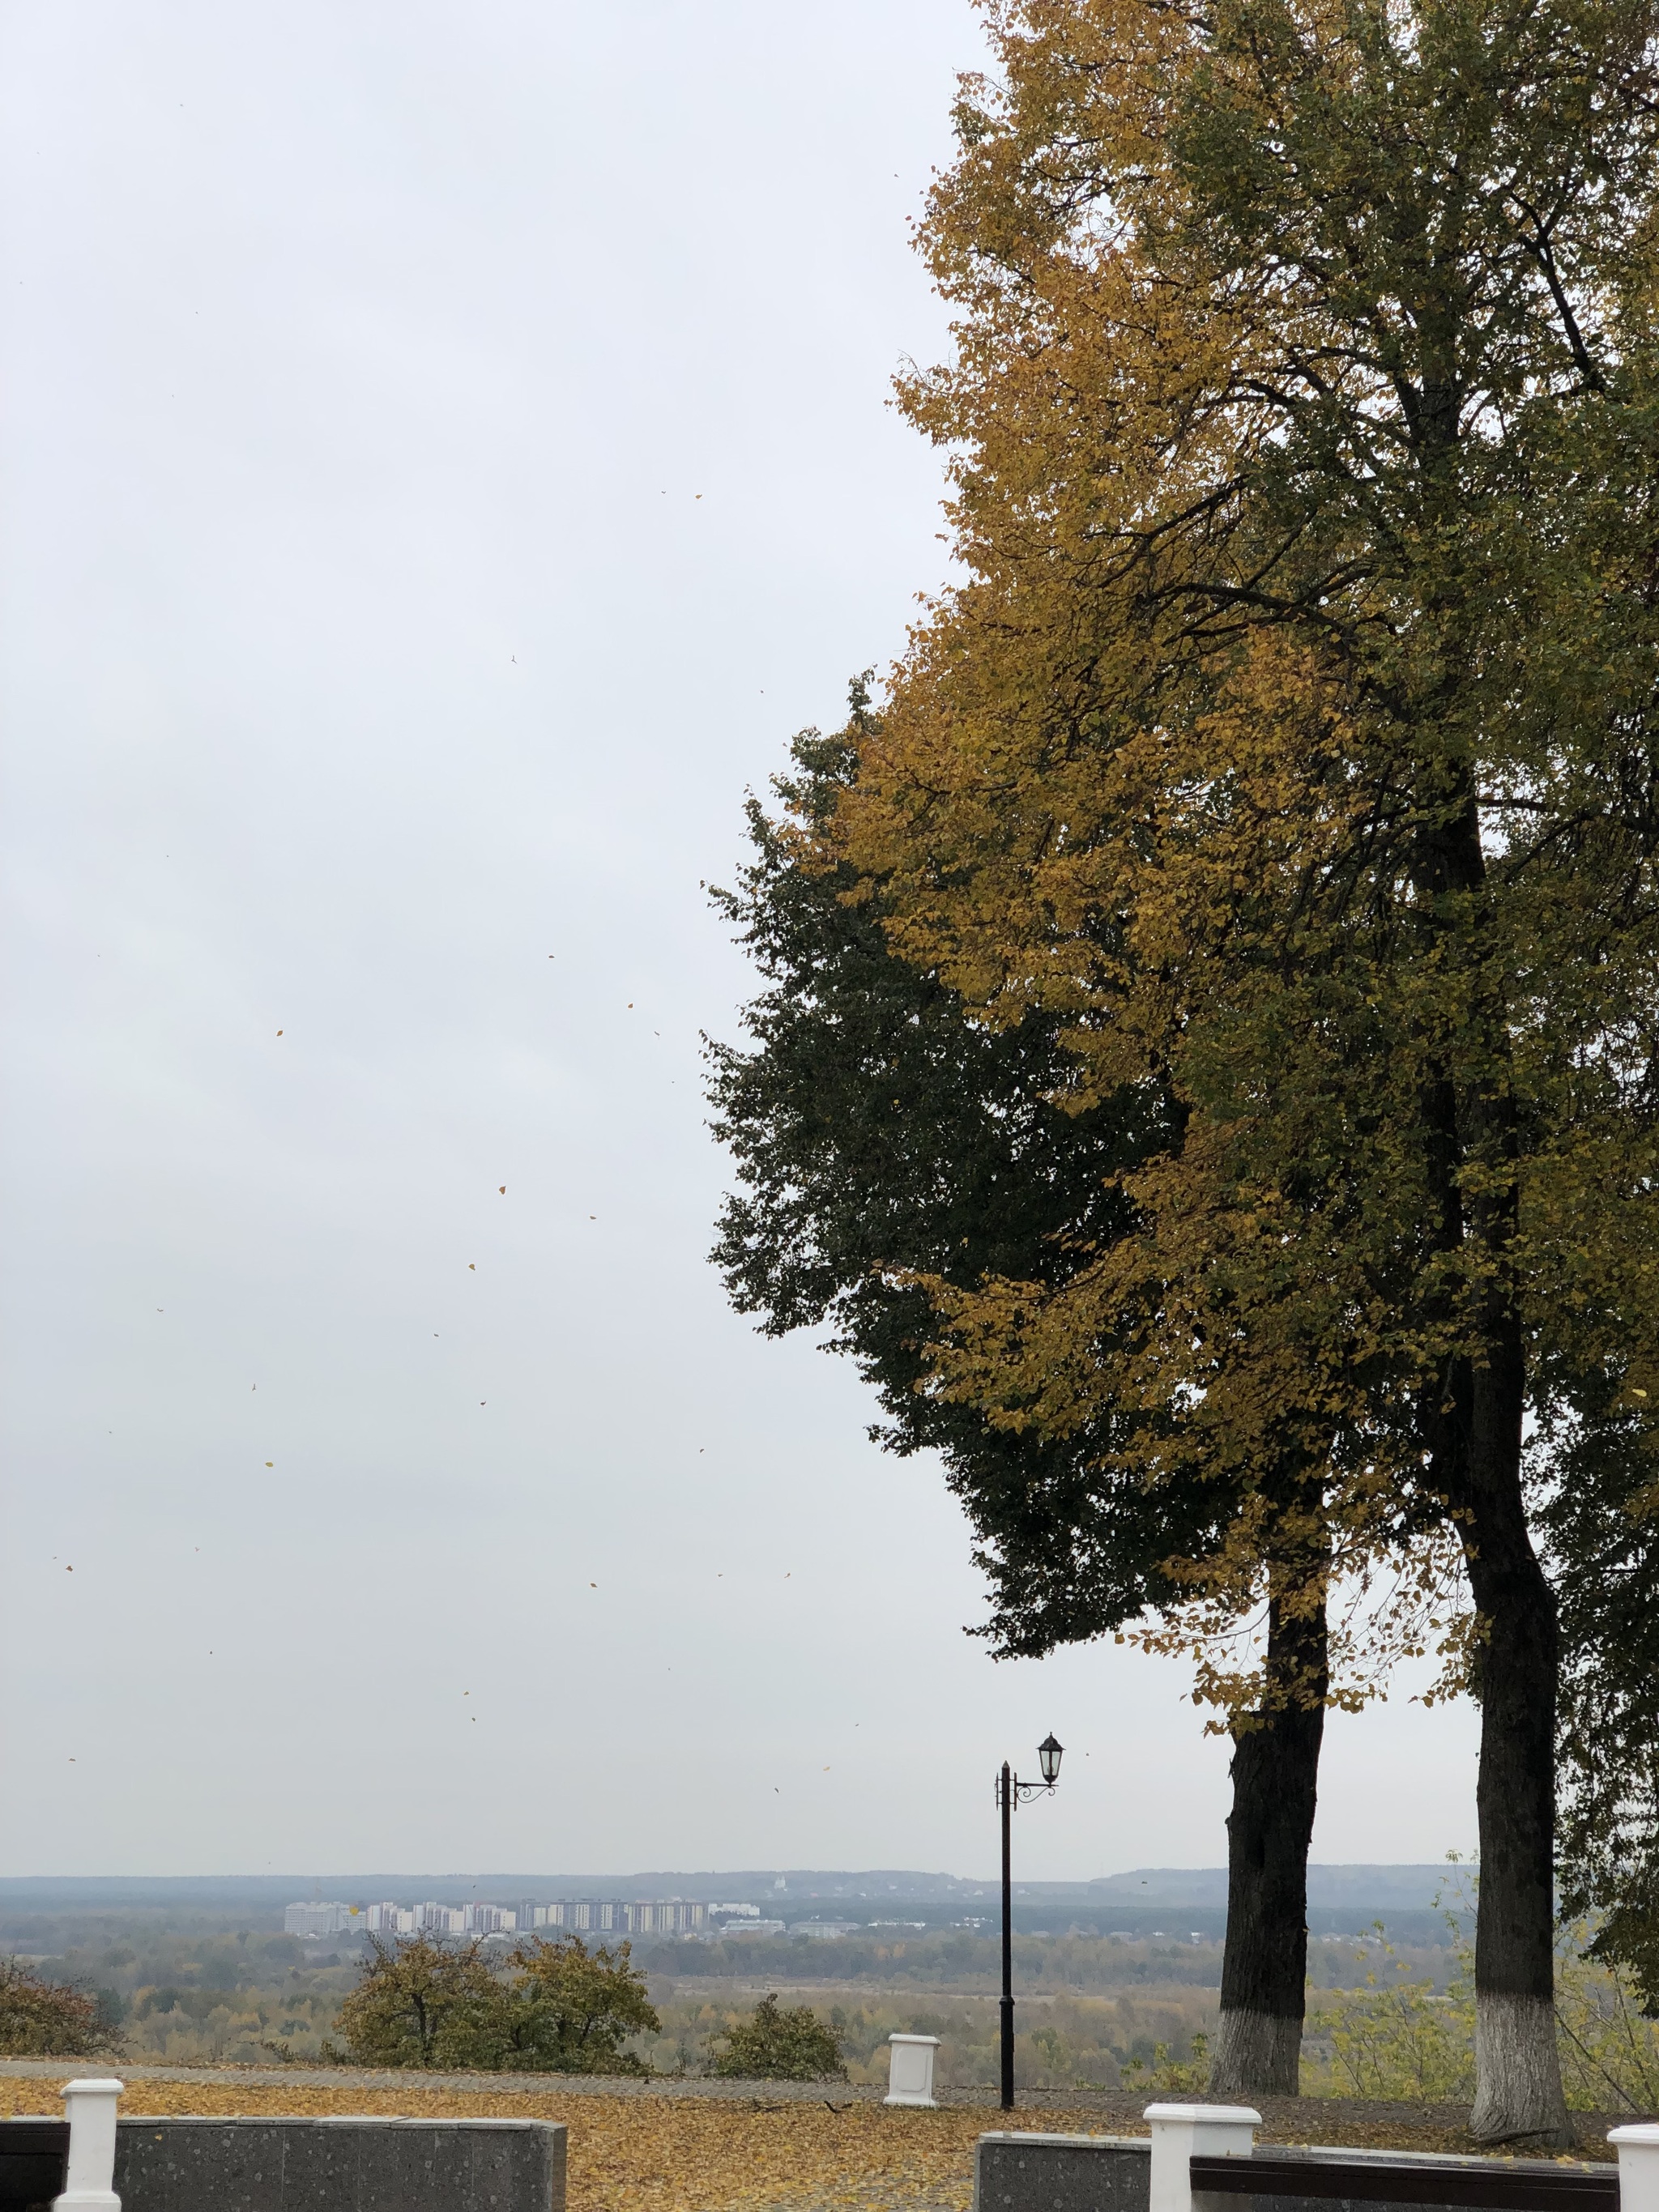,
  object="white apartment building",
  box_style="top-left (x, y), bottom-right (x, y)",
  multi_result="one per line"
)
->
top-left (340, 1895), bottom-right (709, 1940)
top-left (284, 1903), bottom-right (352, 1937)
